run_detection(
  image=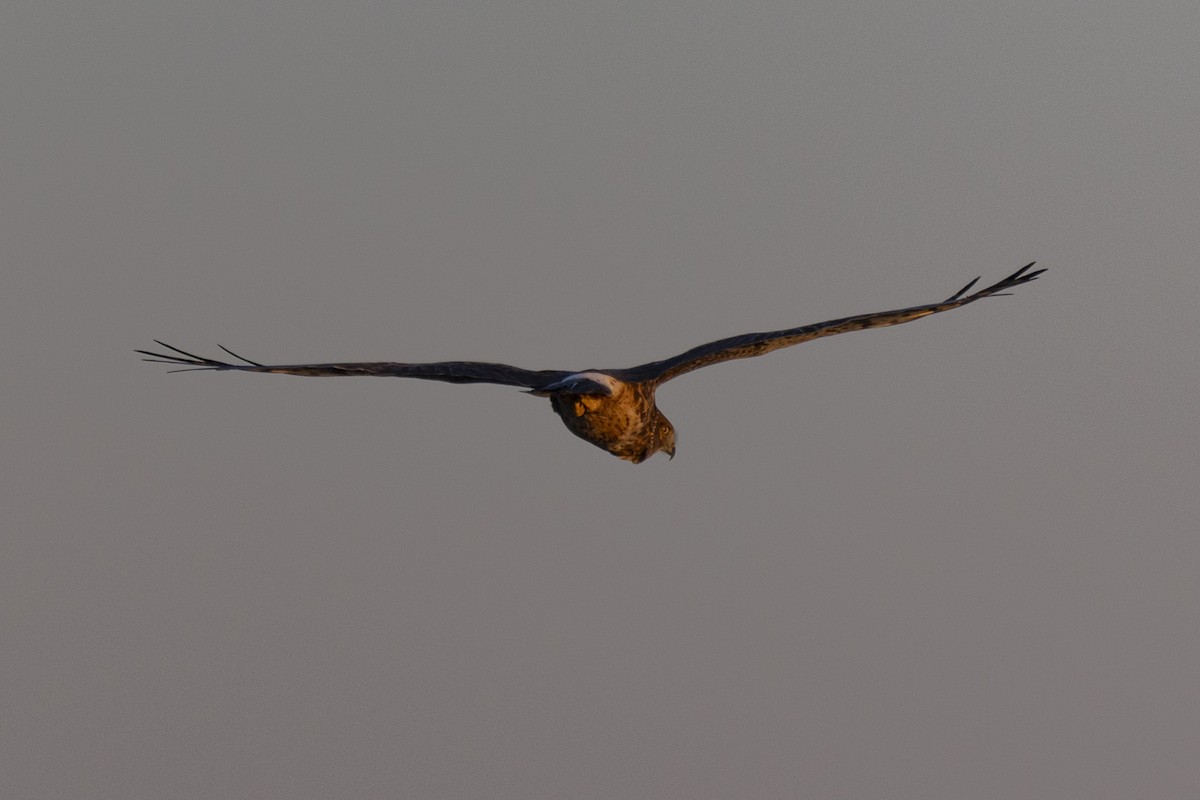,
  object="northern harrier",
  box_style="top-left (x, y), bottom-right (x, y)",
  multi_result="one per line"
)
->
top-left (140, 263), bottom-right (1044, 463)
